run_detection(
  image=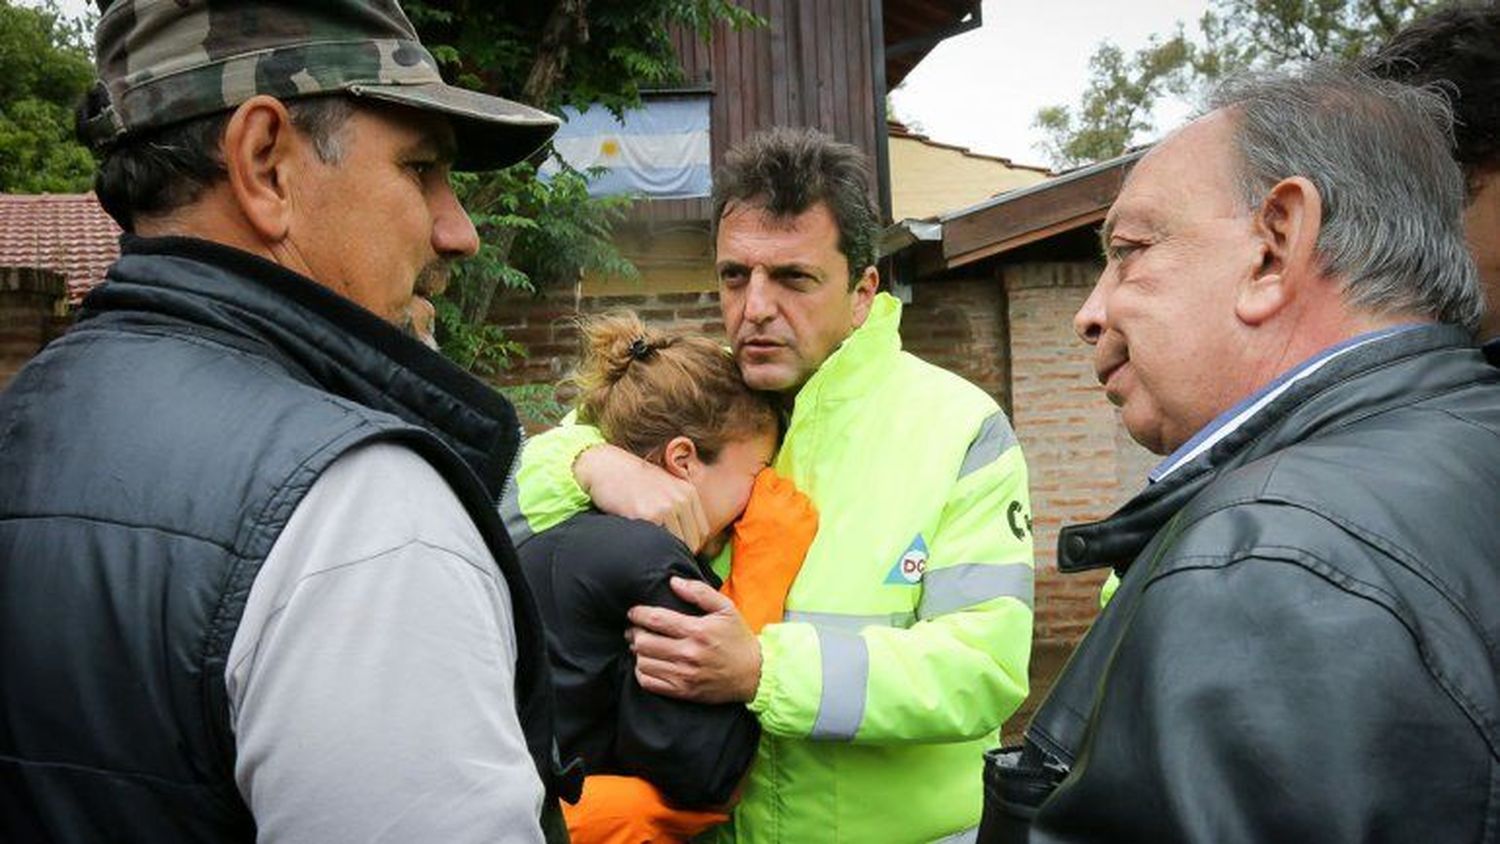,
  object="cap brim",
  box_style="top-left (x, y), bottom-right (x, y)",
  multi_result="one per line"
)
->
top-left (347, 82), bottom-right (560, 171)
